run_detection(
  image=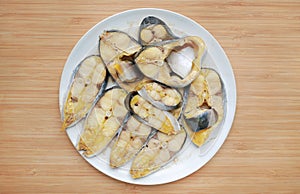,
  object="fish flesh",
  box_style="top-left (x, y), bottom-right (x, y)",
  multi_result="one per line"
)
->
top-left (184, 68), bottom-right (224, 146)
